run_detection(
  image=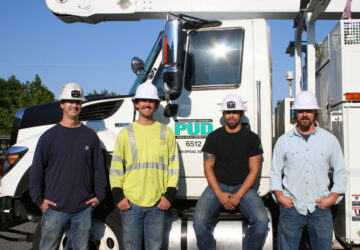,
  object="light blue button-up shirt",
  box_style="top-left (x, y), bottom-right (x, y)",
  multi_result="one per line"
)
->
top-left (270, 125), bottom-right (347, 215)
